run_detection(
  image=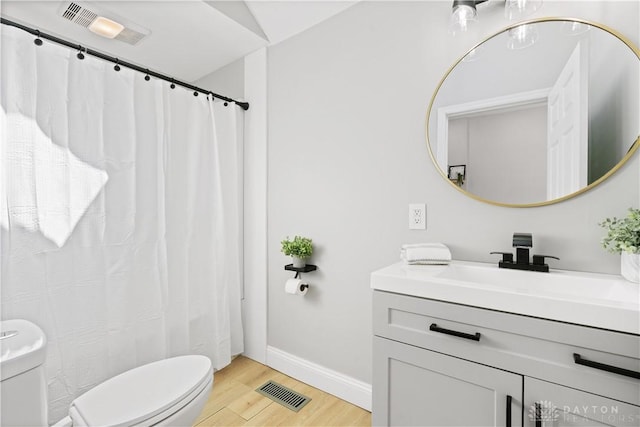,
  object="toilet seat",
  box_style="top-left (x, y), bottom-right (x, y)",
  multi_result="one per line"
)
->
top-left (68, 355), bottom-right (213, 427)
